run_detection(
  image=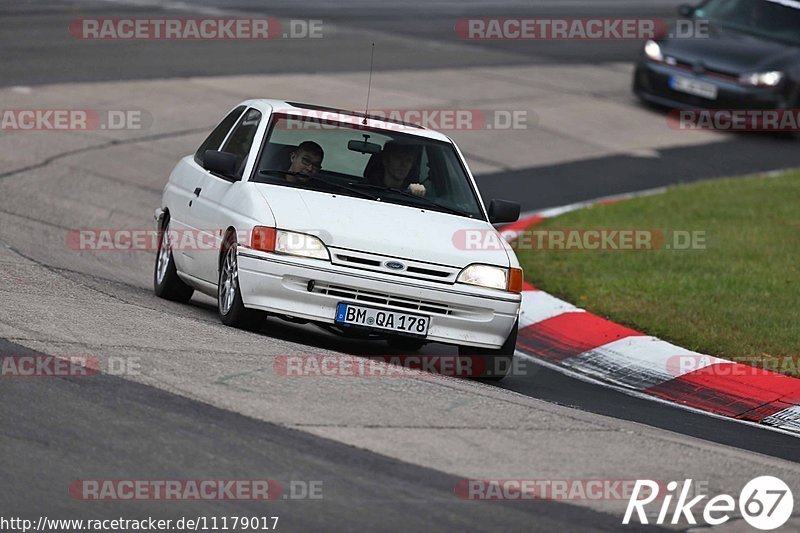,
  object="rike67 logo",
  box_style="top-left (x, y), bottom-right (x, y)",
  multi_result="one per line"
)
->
top-left (623, 476), bottom-right (794, 530)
